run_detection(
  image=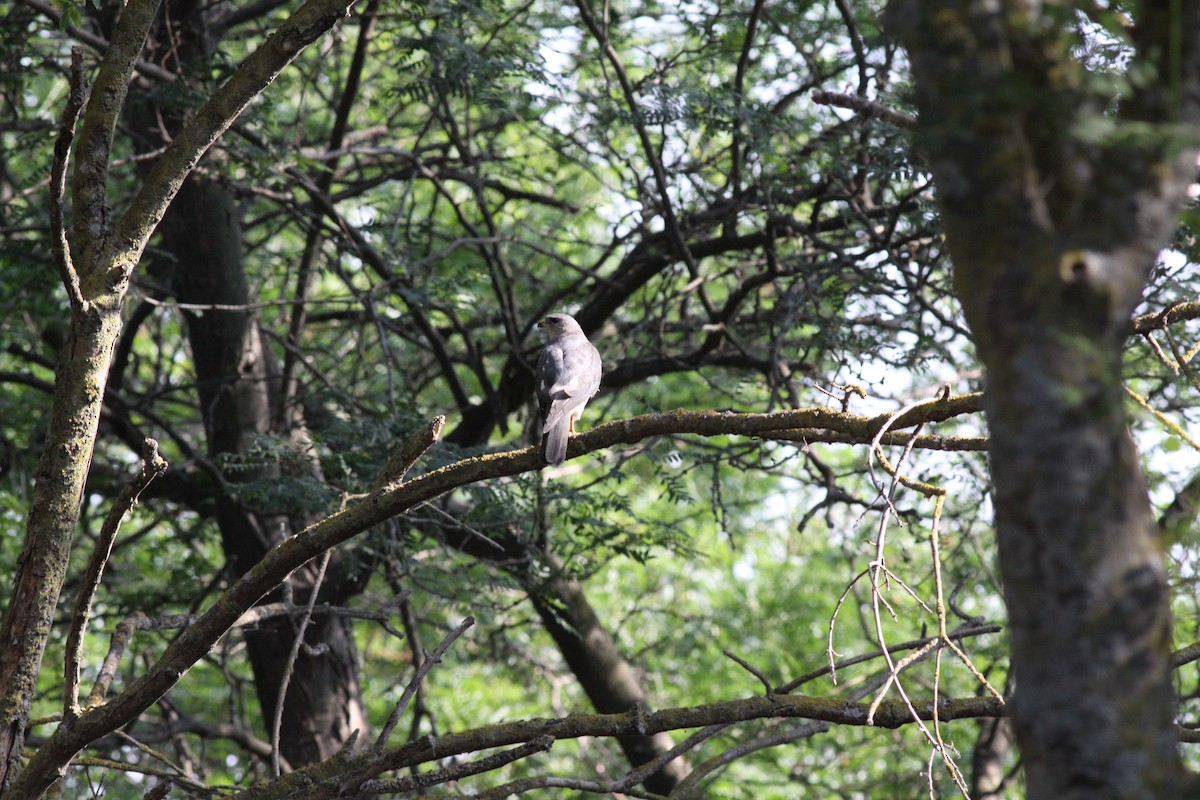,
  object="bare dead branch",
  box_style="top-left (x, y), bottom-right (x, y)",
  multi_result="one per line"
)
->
top-left (271, 550), bottom-right (333, 777)
top-left (813, 90), bottom-right (917, 128)
top-left (375, 616), bottom-right (476, 747)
